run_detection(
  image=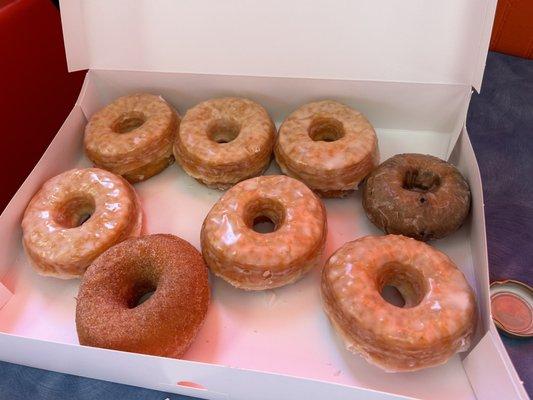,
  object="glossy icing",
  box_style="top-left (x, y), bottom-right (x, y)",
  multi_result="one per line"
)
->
top-left (201, 175), bottom-right (327, 290)
top-left (84, 93), bottom-right (179, 182)
top-left (21, 168), bottom-right (142, 278)
top-left (275, 100), bottom-right (379, 197)
top-left (321, 235), bottom-right (477, 372)
top-left (174, 97), bottom-right (276, 190)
